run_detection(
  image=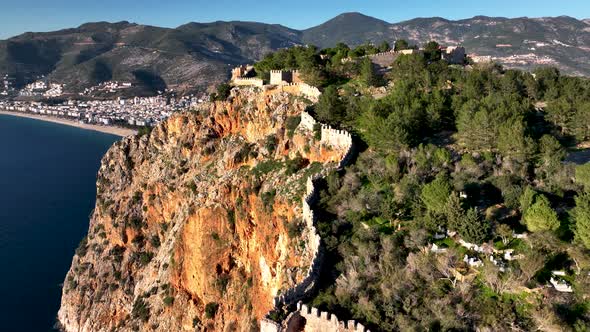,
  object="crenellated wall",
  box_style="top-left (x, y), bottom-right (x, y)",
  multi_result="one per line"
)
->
top-left (270, 174), bottom-right (323, 307)
top-left (270, 83), bottom-right (321, 101)
top-left (270, 70), bottom-right (293, 85)
top-left (260, 108), bottom-right (355, 332)
top-left (232, 77), bottom-right (264, 87)
top-left (300, 111), bottom-right (354, 169)
top-left (296, 302), bottom-right (370, 332)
